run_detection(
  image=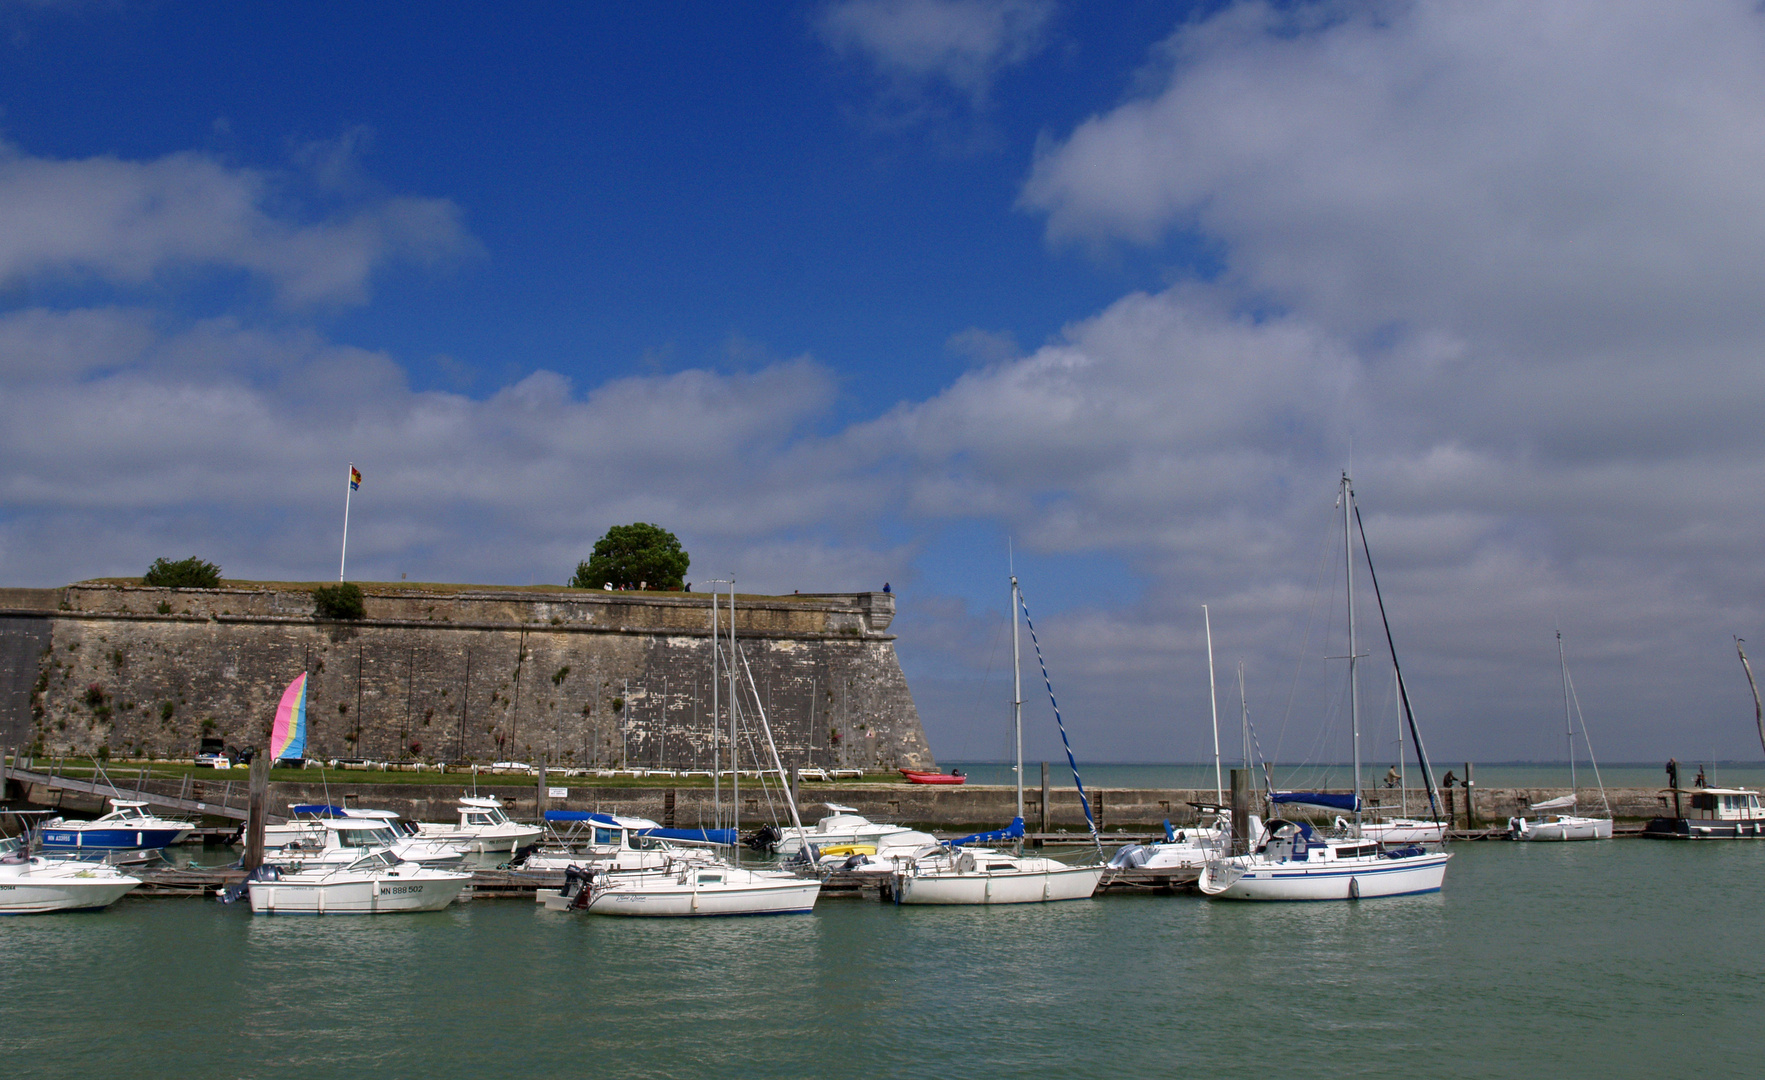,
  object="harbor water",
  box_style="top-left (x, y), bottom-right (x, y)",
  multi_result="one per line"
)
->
top-left (3, 839), bottom-right (1761, 1078)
